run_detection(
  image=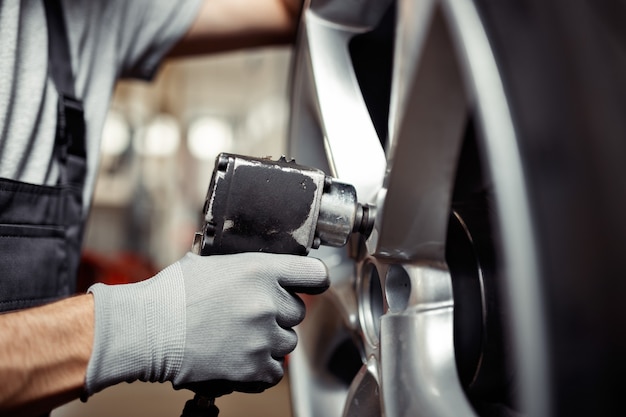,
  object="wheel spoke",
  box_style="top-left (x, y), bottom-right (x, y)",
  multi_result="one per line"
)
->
top-left (388, 0), bottom-right (437, 143)
top-left (290, 285), bottom-right (357, 417)
top-left (289, 4), bottom-right (390, 203)
top-left (373, 6), bottom-right (467, 262)
top-left (342, 359), bottom-right (381, 417)
top-left (381, 264), bottom-right (477, 417)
